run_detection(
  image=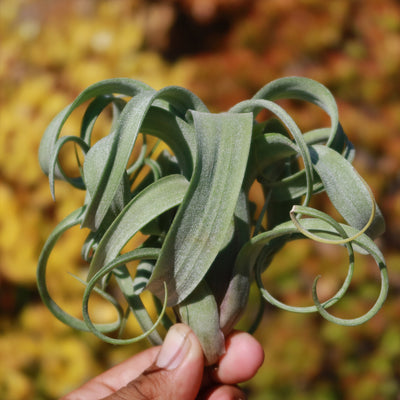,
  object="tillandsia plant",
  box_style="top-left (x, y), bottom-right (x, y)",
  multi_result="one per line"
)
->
top-left (37, 76), bottom-right (388, 365)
